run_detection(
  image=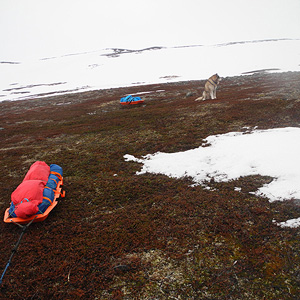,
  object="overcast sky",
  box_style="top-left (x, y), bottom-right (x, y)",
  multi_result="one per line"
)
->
top-left (1, 0), bottom-right (300, 61)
